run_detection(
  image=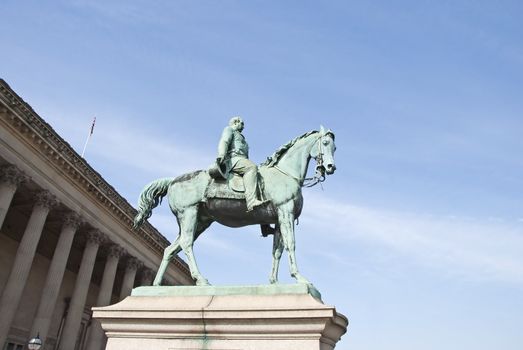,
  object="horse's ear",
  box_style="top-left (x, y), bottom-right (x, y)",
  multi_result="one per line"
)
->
top-left (319, 125), bottom-right (326, 134)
